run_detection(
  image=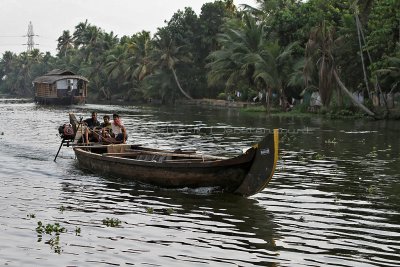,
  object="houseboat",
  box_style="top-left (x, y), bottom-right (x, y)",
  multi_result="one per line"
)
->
top-left (33, 69), bottom-right (88, 105)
